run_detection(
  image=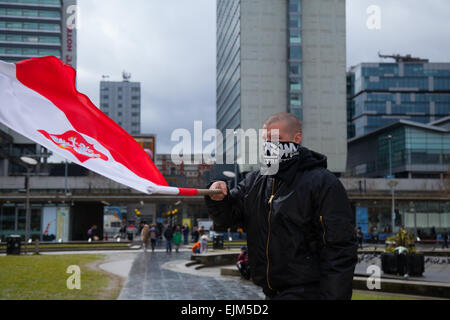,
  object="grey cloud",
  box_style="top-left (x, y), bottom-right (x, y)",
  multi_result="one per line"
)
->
top-left (73, 0), bottom-right (449, 155)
